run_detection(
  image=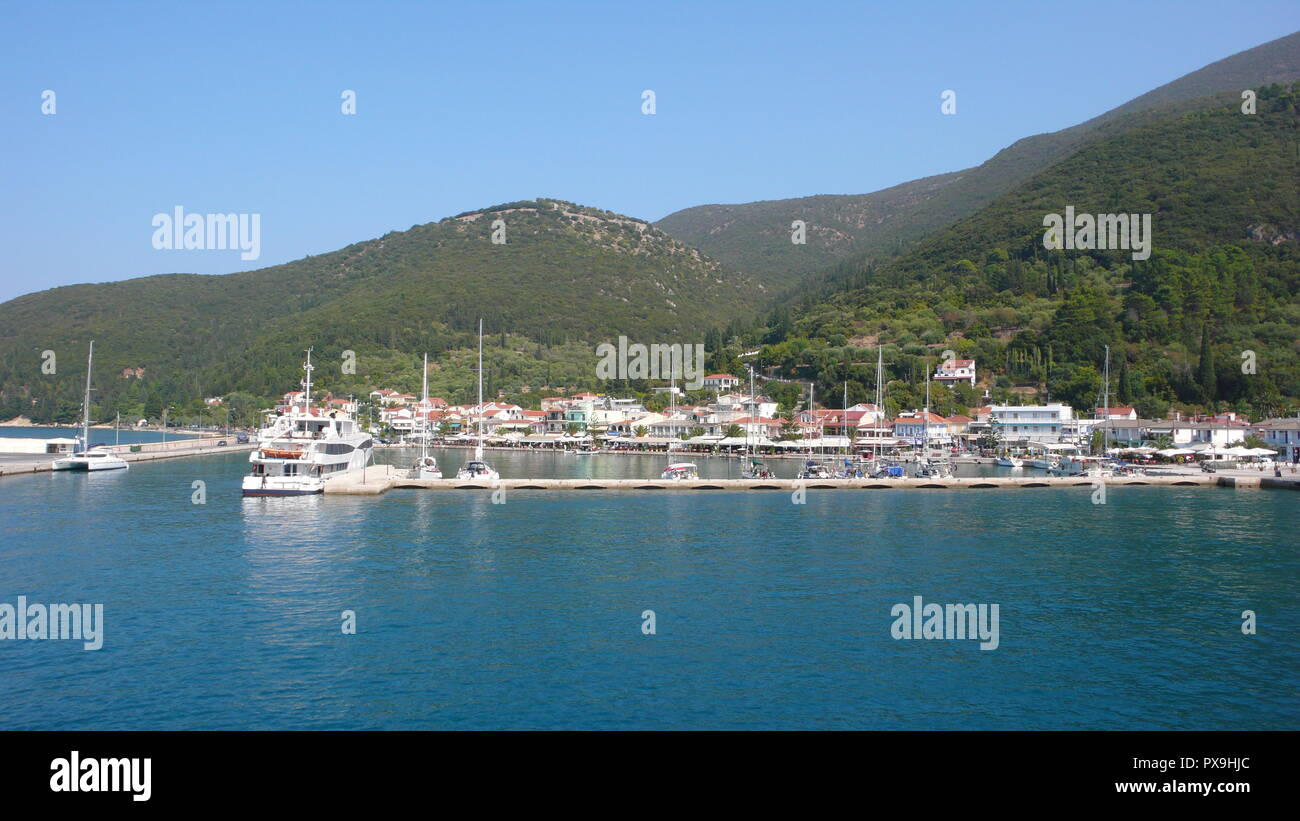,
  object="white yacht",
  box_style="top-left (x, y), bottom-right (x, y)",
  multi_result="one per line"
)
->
top-left (52, 341), bottom-right (129, 472)
top-left (407, 353), bottom-right (442, 479)
top-left (456, 319), bottom-right (499, 481)
top-left (995, 455), bottom-right (1024, 468)
top-left (242, 349), bottom-right (373, 496)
